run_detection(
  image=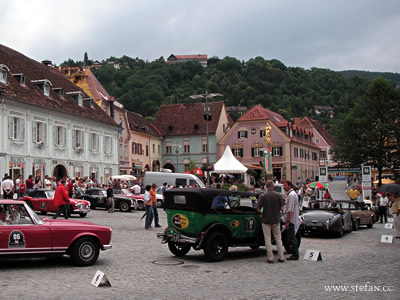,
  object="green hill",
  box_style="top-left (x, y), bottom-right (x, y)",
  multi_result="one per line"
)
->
top-left (340, 70), bottom-right (400, 84)
top-left (64, 55), bottom-right (396, 128)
